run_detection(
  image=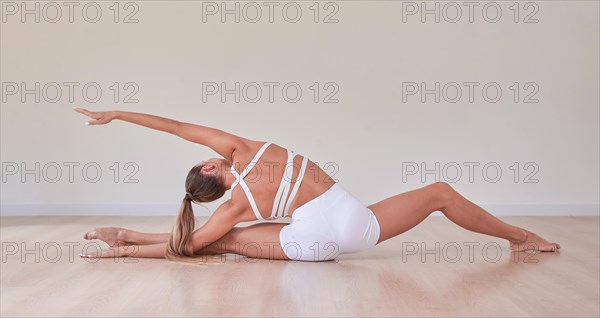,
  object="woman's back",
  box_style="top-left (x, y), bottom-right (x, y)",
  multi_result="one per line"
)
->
top-left (230, 140), bottom-right (336, 221)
